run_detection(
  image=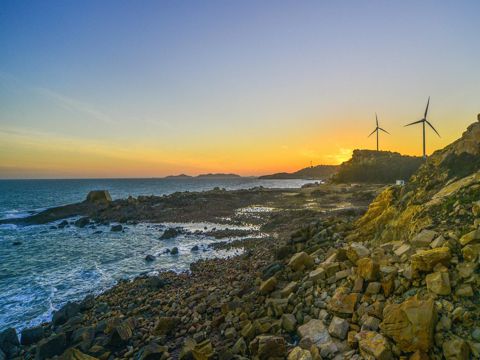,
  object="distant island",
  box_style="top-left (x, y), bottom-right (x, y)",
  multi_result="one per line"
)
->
top-left (164, 173), bottom-right (242, 179)
top-left (259, 165), bottom-right (339, 180)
